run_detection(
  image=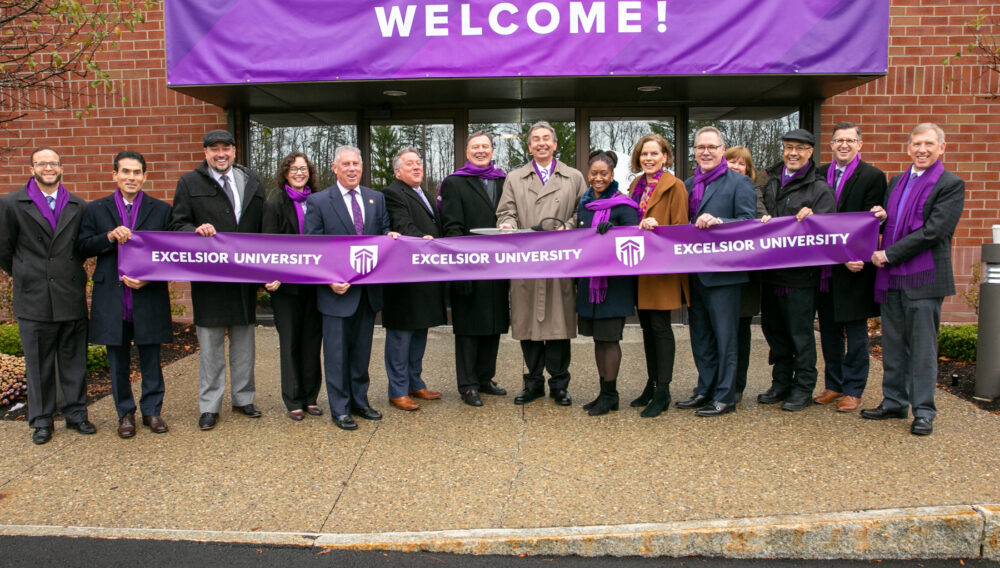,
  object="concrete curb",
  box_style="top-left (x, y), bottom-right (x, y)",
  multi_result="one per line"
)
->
top-left (0, 505), bottom-right (996, 559)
